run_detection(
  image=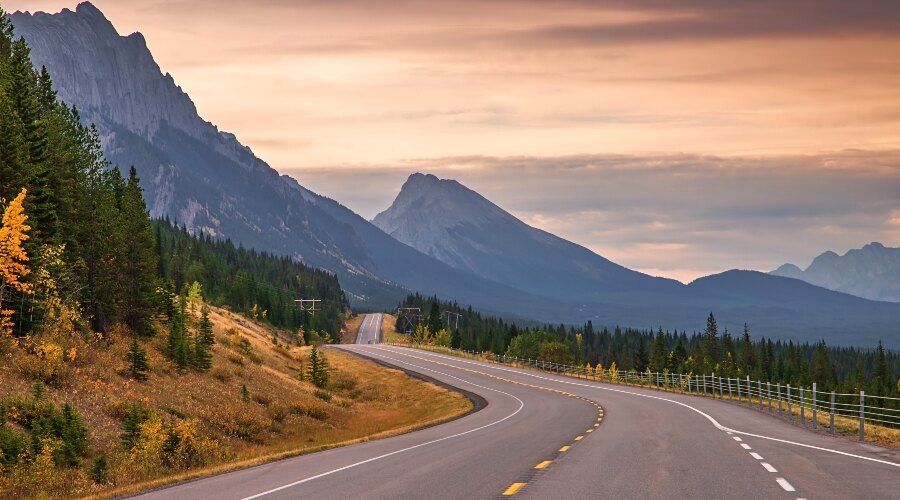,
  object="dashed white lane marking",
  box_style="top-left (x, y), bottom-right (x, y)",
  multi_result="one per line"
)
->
top-left (776, 478), bottom-right (796, 492)
top-left (740, 443), bottom-right (752, 450)
top-left (750, 452), bottom-right (763, 460)
top-left (762, 462), bottom-right (778, 473)
top-left (387, 346), bottom-right (900, 470)
top-left (733, 436), bottom-right (743, 442)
